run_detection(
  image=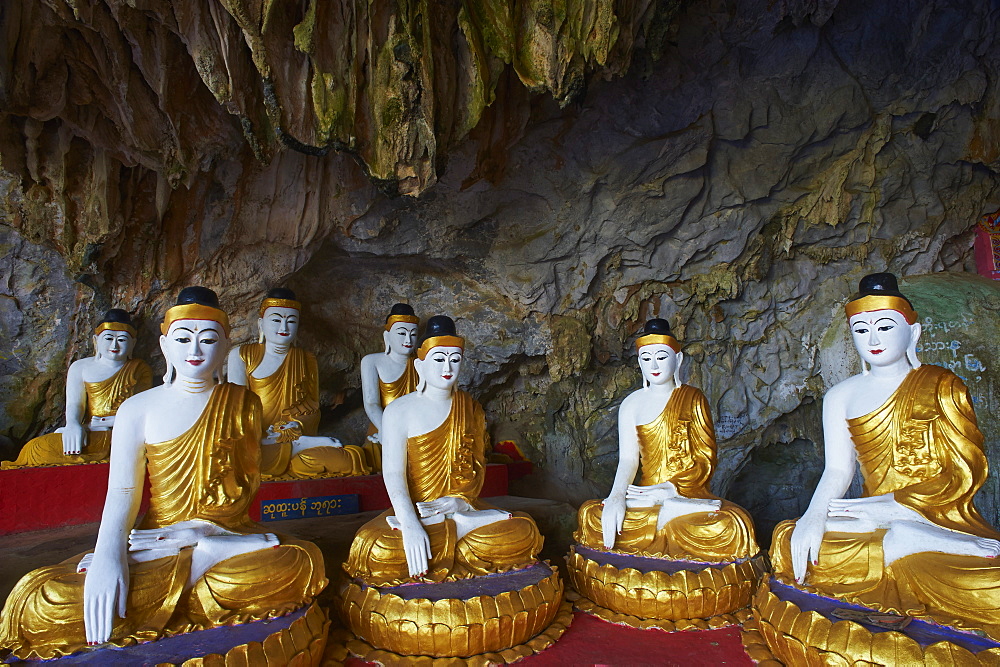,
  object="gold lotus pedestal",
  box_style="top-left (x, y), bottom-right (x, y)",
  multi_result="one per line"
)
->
top-left (337, 563), bottom-right (572, 664)
top-left (745, 577), bottom-right (1000, 666)
top-left (567, 545), bottom-right (766, 630)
